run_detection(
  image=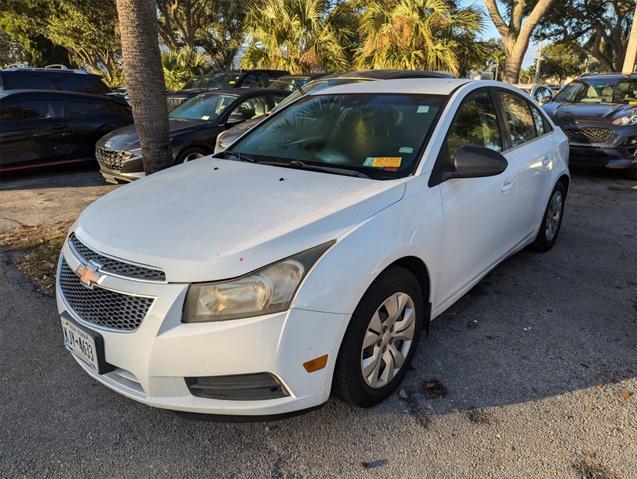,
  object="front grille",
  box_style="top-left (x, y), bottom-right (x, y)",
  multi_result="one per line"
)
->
top-left (95, 146), bottom-right (130, 170)
top-left (563, 127), bottom-right (613, 144)
top-left (69, 233), bottom-right (166, 282)
top-left (167, 97), bottom-right (187, 111)
top-left (58, 259), bottom-right (154, 331)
